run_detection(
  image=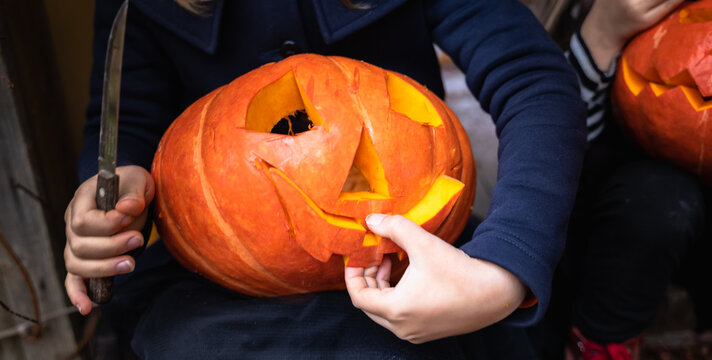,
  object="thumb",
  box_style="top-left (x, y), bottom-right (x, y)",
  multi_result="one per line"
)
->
top-left (365, 214), bottom-right (438, 257)
top-left (115, 165), bottom-right (155, 216)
